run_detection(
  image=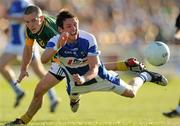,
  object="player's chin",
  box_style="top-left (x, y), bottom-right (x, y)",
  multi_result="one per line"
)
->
top-left (31, 29), bottom-right (38, 34)
top-left (70, 35), bottom-right (78, 40)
